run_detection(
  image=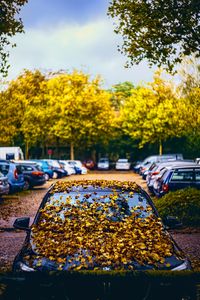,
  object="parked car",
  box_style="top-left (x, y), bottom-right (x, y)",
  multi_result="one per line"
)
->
top-left (97, 158), bottom-right (109, 170)
top-left (13, 180), bottom-right (190, 271)
top-left (0, 161), bottom-right (25, 193)
top-left (65, 160), bottom-right (87, 175)
top-left (133, 161), bottom-right (142, 173)
top-left (15, 162), bottom-right (46, 190)
top-left (146, 161), bottom-right (193, 193)
top-left (115, 159), bottom-right (131, 170)
top-left (140, 162), bottom-right (153, 179)
top-left (42, 160), bottom-right (67, 178)
top-left (59, 161), bottom-right (75, 175)
top-left (0, 171), bottom-right (9, 196)
top-left (153, 163), bottom-right (200, 197)
top-left (83, 159), bottom-right (95, 170)
top-left (30, 160), bottom-right (54, 181)
top-left (138, 154), bottom-right (183, 175)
